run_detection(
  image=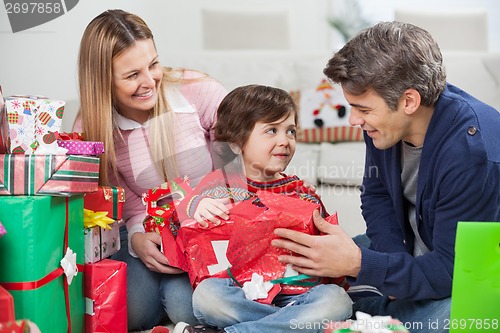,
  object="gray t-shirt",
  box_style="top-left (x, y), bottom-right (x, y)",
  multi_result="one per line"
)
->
top-left (401, 142), bottom-right (429, 256)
